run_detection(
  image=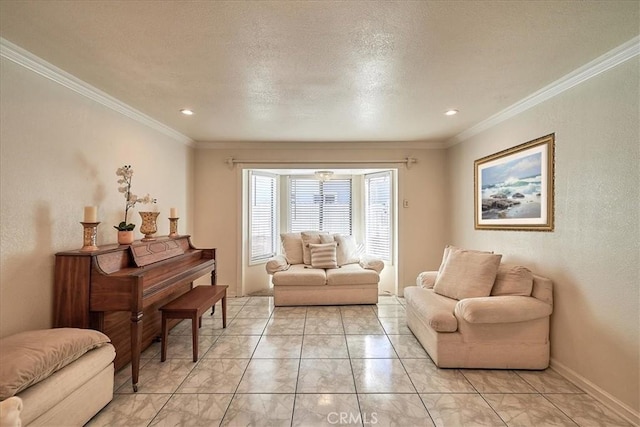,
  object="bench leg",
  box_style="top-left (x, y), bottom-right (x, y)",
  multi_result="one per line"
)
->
top-left (222, 293), bottom-right (227, 328)
top-left (191, 314), bottom-right (199, 362)
top-left (161, 313), bottom-right (168, 362)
